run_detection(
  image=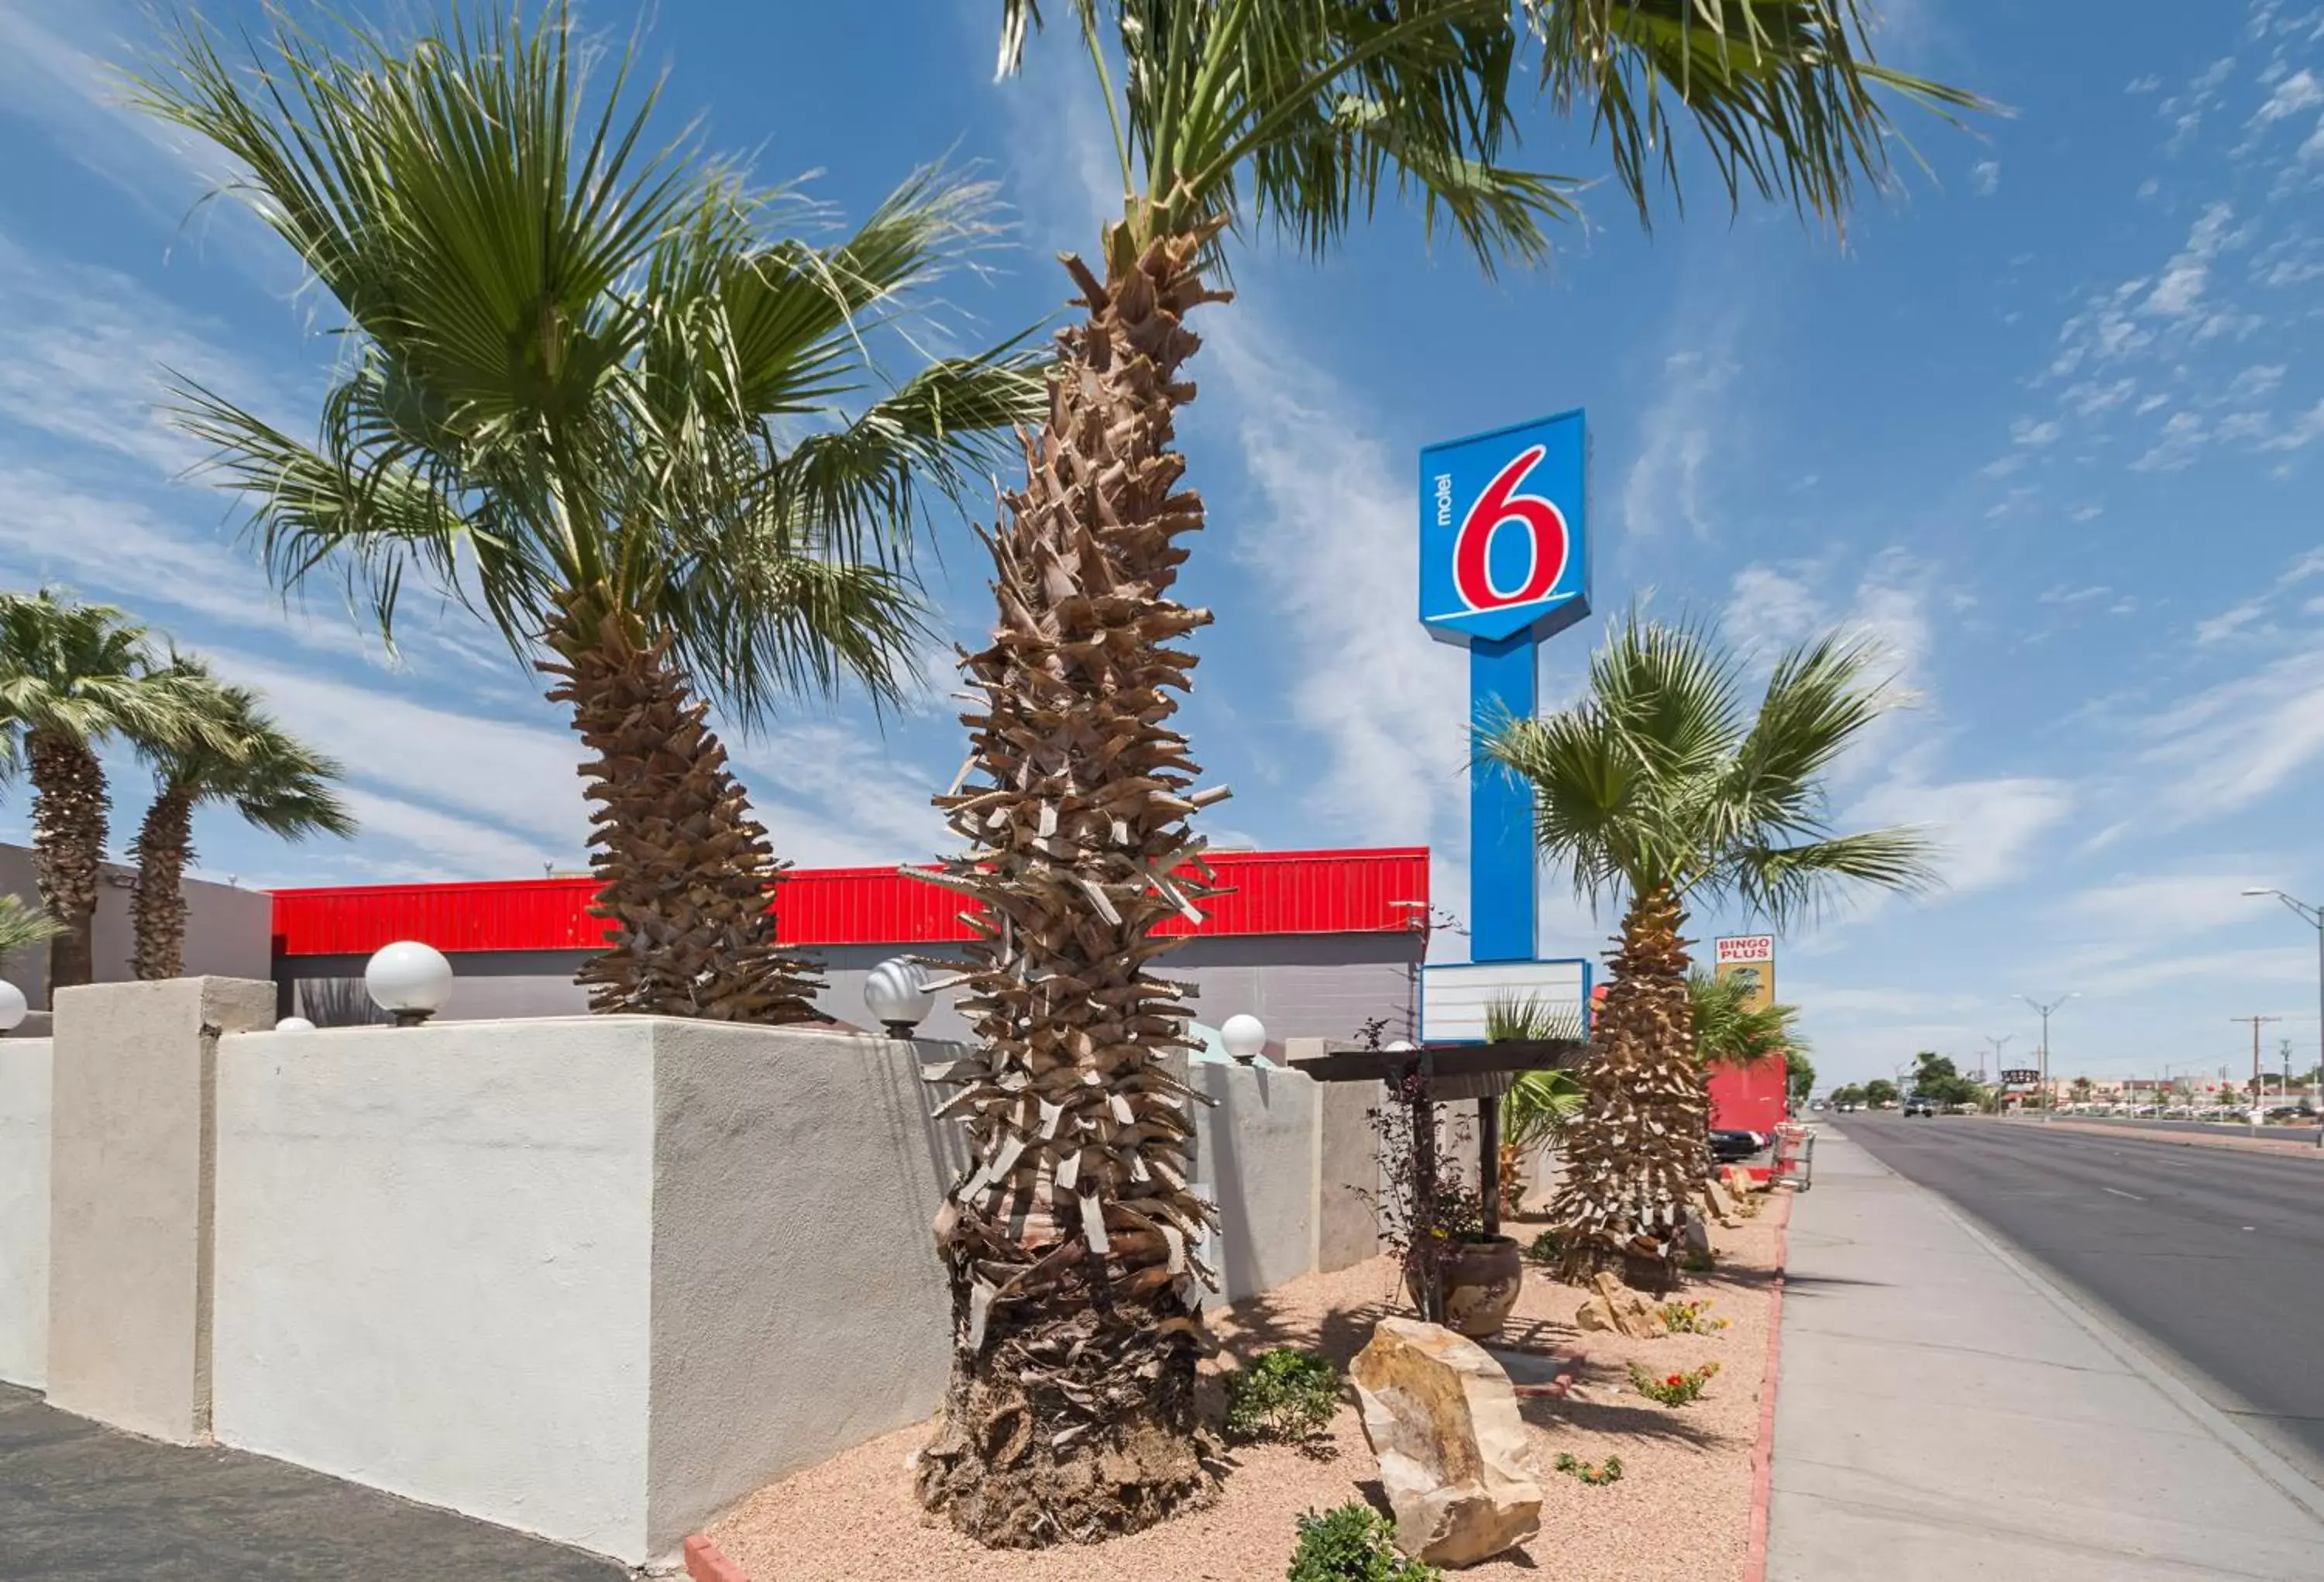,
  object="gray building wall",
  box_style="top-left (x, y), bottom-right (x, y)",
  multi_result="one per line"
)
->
top-left (816, 930), bottom-right (1421, 1047)
top-left (277, 930), bottom-right (1424, 1046)
top-left (0, 841), bottom-right (274, 1014)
